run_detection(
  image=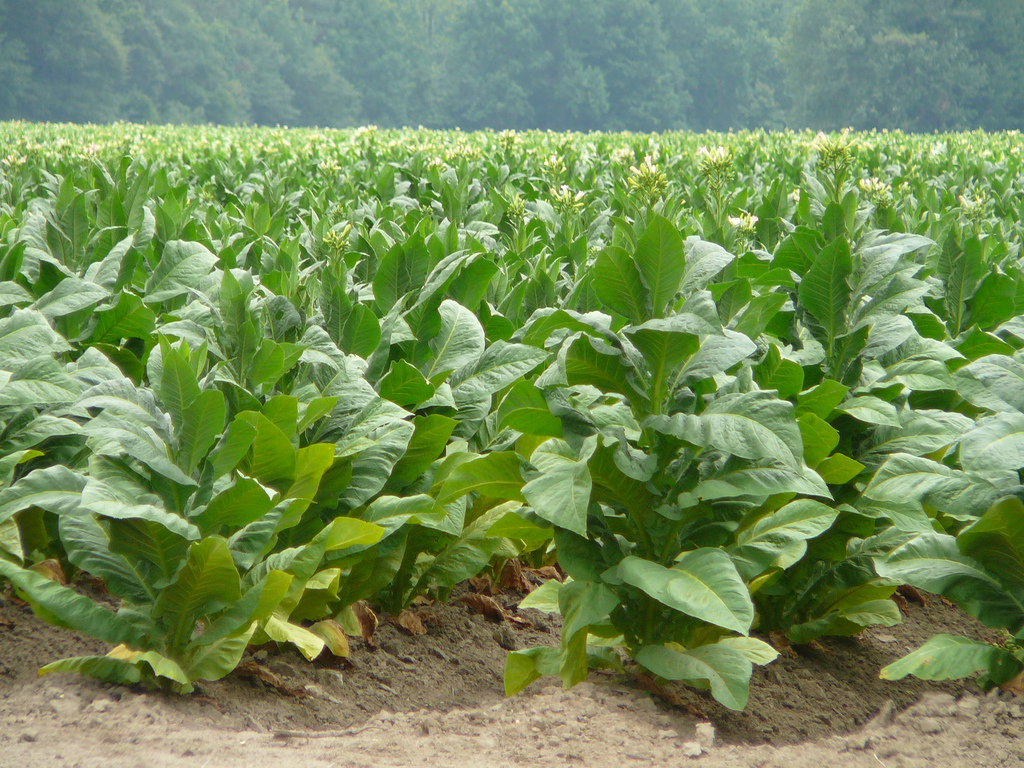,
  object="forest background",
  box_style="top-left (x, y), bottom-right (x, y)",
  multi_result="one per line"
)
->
top-left (0, 0), bottom-right (1021, 134)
